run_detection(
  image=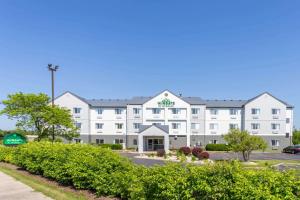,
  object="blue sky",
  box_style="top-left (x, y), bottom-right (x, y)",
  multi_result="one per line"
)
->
top-left (0, 1), bottom-right (299, 129)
